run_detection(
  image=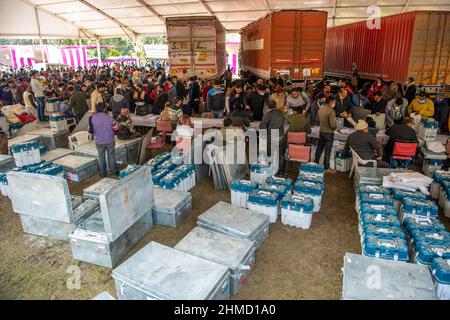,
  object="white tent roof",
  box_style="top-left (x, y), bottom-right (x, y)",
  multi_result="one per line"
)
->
top-left (1, 0), bottom-right (449, 39)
